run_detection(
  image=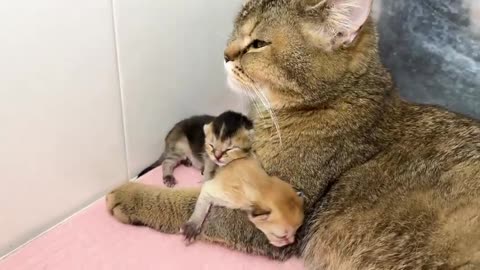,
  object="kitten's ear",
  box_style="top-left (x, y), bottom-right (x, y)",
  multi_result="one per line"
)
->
top-left (247, 128), bottom-right (255, 139)
top-left (247, 204), bottom-right (271, 222)
top-left (301, 0), bottom-right (373, 49)
top-left (203, 123), bottom-right (212, 135)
